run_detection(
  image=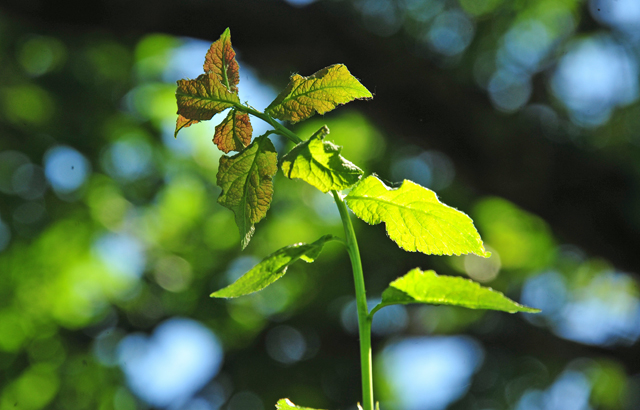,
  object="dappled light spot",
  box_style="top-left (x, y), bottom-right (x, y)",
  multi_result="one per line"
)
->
top-left (266, 325), bottom-right (307, 364)
top-left (84, 41), bottom-right (132, 85)
top-left (464, 247), bottom-right (501, 282)
top-left (101, 136), bottom-right (153, 182)
top-left (135, 34), bottom-right (181, 82)
top-left (113, 387), bottom-right (137, 410)
top-left (43, 146), bottom-right (90, 195)
top-left (358, 0), bottom-right (404, 37)
top-left (12, 201), bottom-right (46, 226)
top-left (86, 178), bottom-right (132, 230)
top-left (515, 370), bottom-right (591, 410)
top-left (391, 149), bottom-right (455, 191)
top-left (283, 0), bottom-right (317, 8)
top-left (9, 363), bottom-right (60, 409)
top-left (94, 233), bottom-right (146, 279)
top-left (12, 163), bottom-right (48, 200)
top-left (93, 328), bottom-right (126, 366)
top-left (18, 35), bottom-right (67, 77)
top-left (556, 272), bottom-right (640, 346)
top-left (521, 271), bottom-right (568, 321)
top-left (551, 35), bottom-right (638, 127)
top-left (380, 336), bottom-right (484, 410)
top-left (473, 197), bottom-right (556, 271)
top-left (523, 269), bottom-right (640, 346)
top-left (426, 10), bottom-right (475, 56)
top-left (2, 84), bottom-right (54, 127)
top-left (0, 151), bottom-right (31, 195)
top-left (153, 255), bottom-right (192, 292)
top-left (488, 69), bottom-right (532, 113)
top-left (590, 0), bottom-right (640, 35)
top-left (0, 309), bottom-right (32, 352)
top-left (228, 391), bottom-right (264, 410)
top-left (499, 20), bottom-right (552, 73)
top-left (459, 0), bottom-right (503, 16)
top-left (118, 318), bottom-right (223, 407)
top-left (404, 0), bottom-right (445, 22)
